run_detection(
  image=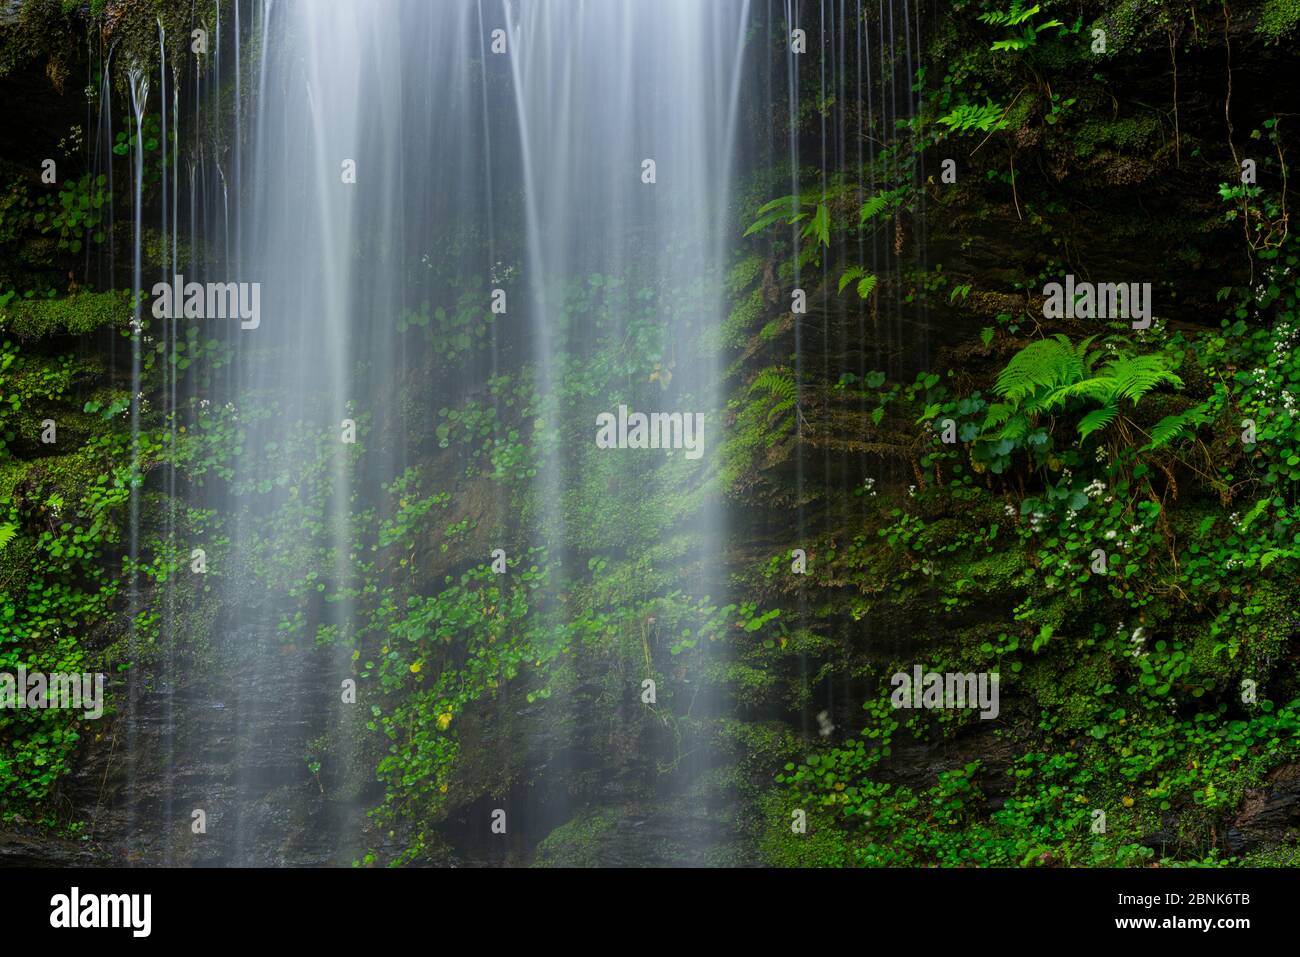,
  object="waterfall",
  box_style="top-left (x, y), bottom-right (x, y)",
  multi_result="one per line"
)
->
top-left (61, 0), bottom-right (933, 867)
top-left (504, 0), bottom-right (751, 832)
top-left (178, 0), bottom-right (753, 863)
top-left (9, 0), bottom-right (1283, 886)
top-left (100, 0), bottom-right (779, 866)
